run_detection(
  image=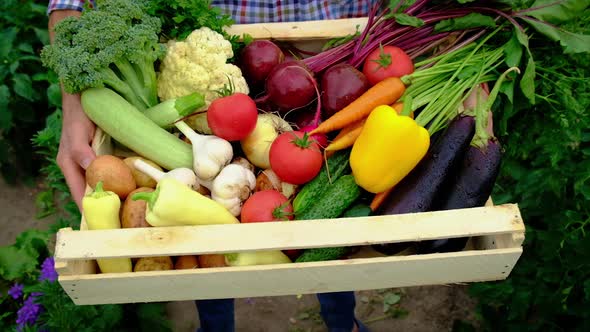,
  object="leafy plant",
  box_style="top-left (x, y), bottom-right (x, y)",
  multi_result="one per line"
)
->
top-left (2, 107), bottom-right (174, 330)
top-left (145, 0), bottom-right (251, 62)
top-left (466, 3), bottom-right (590, 331)
top-left (0, 0), bottom-right (61, 184)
